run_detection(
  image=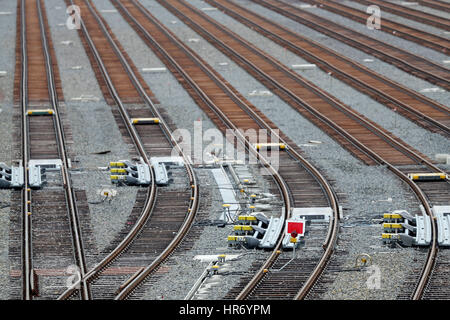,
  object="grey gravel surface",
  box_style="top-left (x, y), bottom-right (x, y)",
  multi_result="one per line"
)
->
top-left (44, 0), bottom-right (137, 254)
top-left (136, 0), bottom-right (429, 299)
top-left (0, 0), bottom-right (444, 300)
top-left (198, 0), bottom-right (450, 161)
top-left (0, 0), bottom-right (17, 300)
top-left (137, 167), bottom-right (271, 300)
top-left (94, 0), bottom-right (282, 300)
top-left (95, 0), bottom-right (219, 141)
top-left (281, 0), bottom-right (450, 66)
